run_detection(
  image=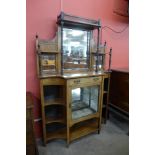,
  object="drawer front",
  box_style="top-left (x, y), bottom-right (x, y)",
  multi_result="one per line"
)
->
top-left (68, 76), bottom-right (102, 86)
top-left (41, 78), bottom-right (65, 85)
